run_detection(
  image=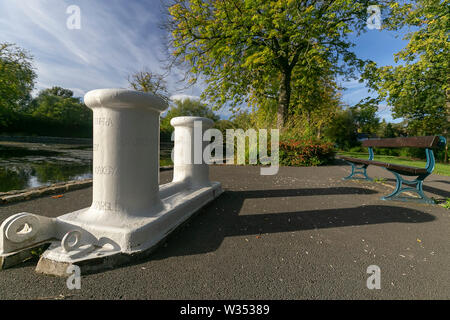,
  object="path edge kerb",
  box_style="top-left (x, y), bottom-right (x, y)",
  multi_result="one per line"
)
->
top-left (0, 166), bottom-right (173, 205)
